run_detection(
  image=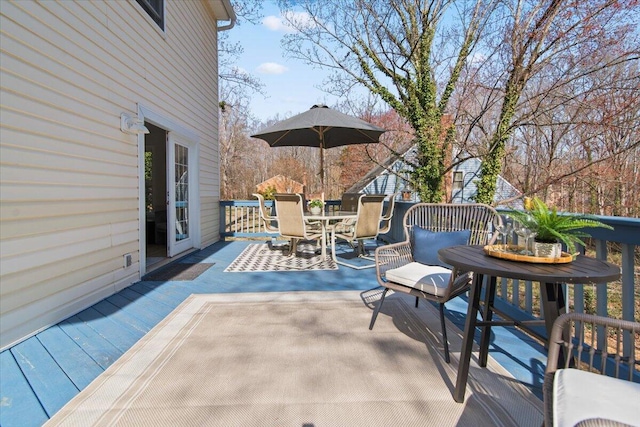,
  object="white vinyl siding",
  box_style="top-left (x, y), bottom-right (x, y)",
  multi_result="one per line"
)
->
top-left (0, 0), bottom-right (222, 349)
